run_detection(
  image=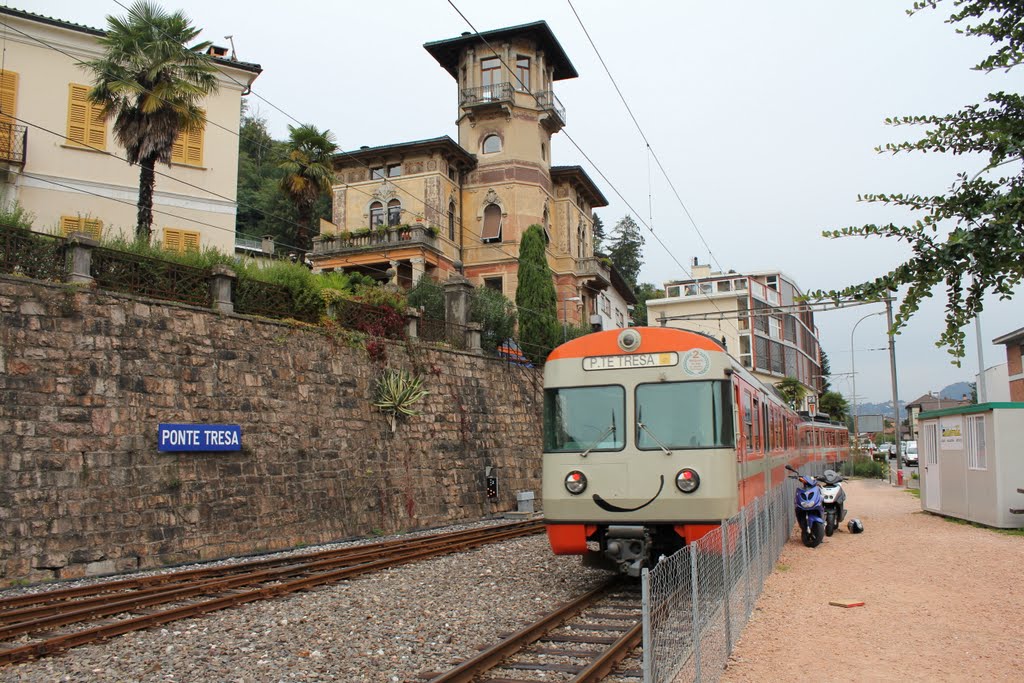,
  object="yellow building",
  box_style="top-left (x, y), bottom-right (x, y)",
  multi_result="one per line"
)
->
top-left (0, 7), bottom-right (260, 254)
top-left (311, 21), bottom-right (624, 326)
top-left (647, 262), bottom-right (824, 406)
